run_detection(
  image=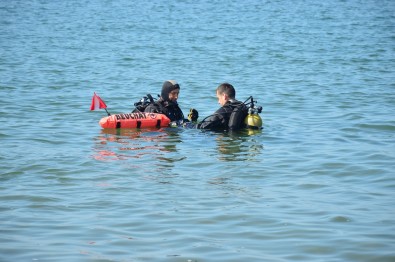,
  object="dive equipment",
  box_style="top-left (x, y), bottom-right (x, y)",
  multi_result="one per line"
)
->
top-left (228, 102), bottom-right (248, 130)
top-left (244, 96), bottom-right (263, 129)
top-left (132, 94), bottom-right (156, 113)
